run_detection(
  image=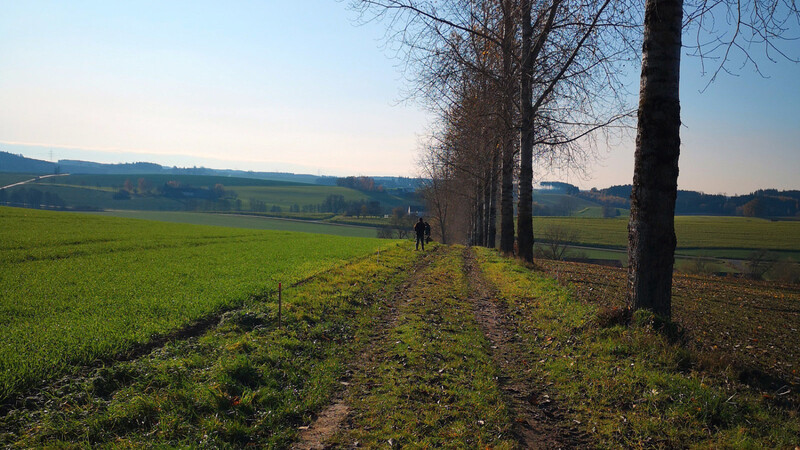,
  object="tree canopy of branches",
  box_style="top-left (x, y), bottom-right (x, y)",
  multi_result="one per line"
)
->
top-left (352, 0), bottom-right (636, 258)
